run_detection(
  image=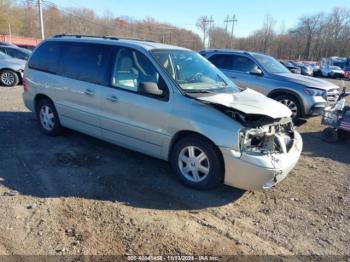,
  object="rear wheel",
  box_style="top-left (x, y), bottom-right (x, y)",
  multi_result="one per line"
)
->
top-left (170, 135), bottom-right (224, 190)
top-left (36, 98), bottom-right (63, 136)
top-left (275, 94), bottom-right (301, 122)
top-left (0, 70), bottom-right (19, 87)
